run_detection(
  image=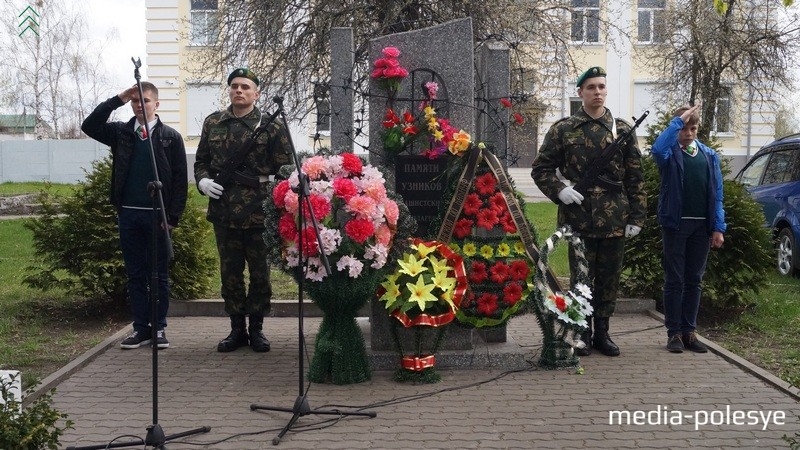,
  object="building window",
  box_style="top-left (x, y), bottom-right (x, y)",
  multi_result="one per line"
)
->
top-left (637, 0), bottom-right (666, 43)
top-left (571, 0), bottom-right (600, 43)
top-left (570, 98), bottom-right (583, 115)
top-left (190, 0), bottom-right (218, 46)
top-left (713, 86), bottom-right (732, 134)
top-left (186, 83), bottom-right (221, 137)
